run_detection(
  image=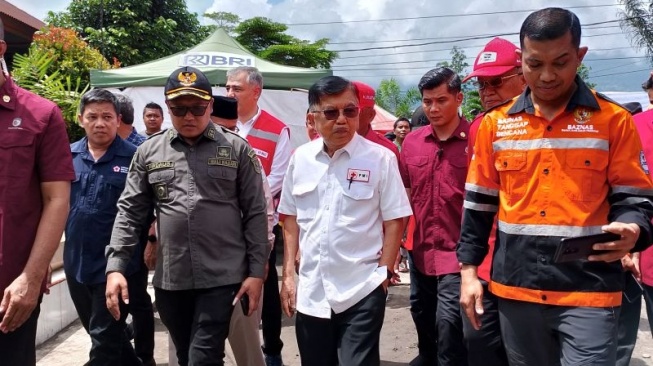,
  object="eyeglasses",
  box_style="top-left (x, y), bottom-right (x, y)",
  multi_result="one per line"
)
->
top-left (472, 73), bottom-right (522, 90)
top-left (311, 106), bottom-right (359, 120)
top-left (169, 105), bottom-right (209, 117)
